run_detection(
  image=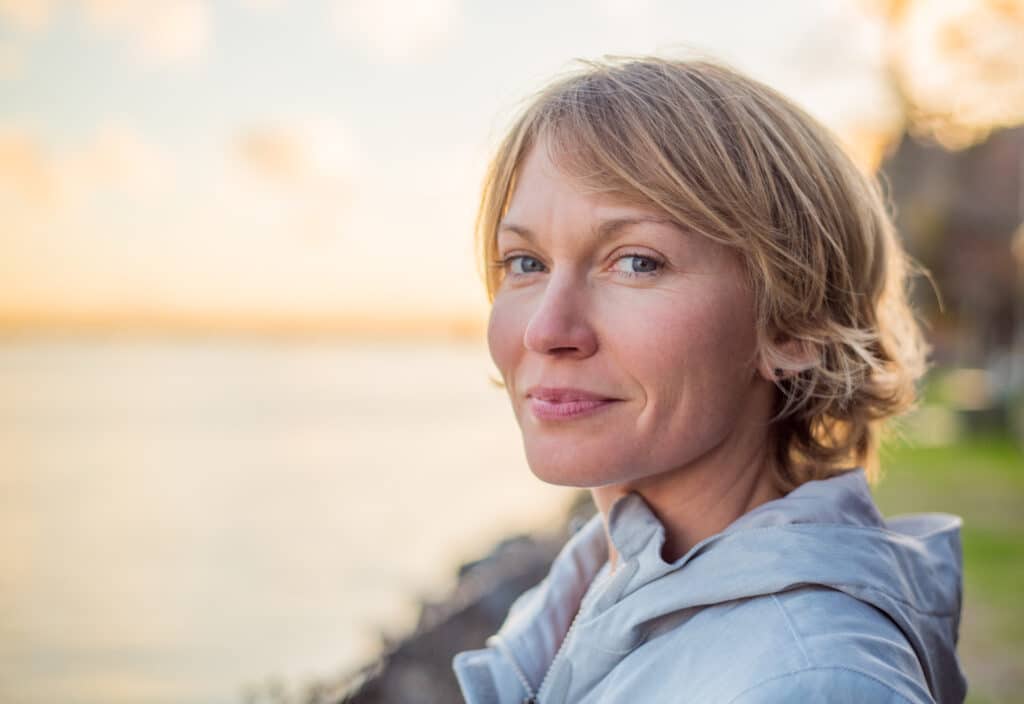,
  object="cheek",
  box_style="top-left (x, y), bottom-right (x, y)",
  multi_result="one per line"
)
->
top-left (612, 312), bottom-right (684, 388)
top-left (486, 296), bottom-right (524, 383)
top-left (625, 290), bottom-right (759, 402)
